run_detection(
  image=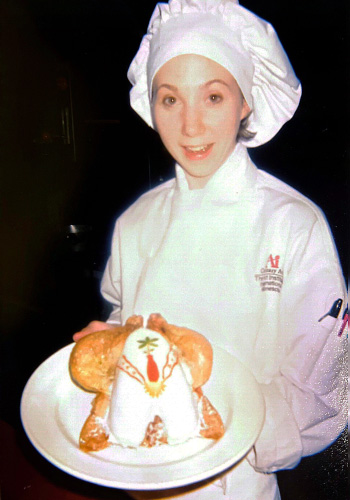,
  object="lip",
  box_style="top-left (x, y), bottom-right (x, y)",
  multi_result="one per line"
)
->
top-left (182, 143), bottom-right (214, 161)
